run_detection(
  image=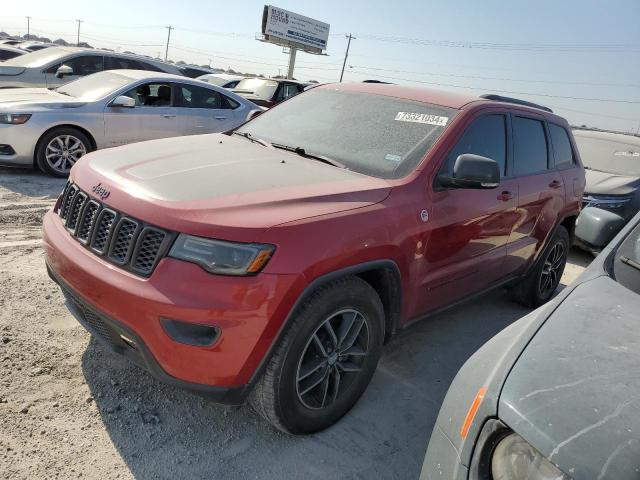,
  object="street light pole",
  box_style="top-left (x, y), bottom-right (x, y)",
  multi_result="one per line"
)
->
top-left (340, 34), bottom-right (355, 82)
